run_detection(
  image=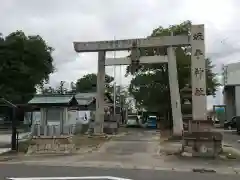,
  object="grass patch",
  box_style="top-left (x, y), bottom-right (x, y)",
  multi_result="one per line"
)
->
top-left (18, 140), bottom-right (36, 153)
top-left (0, 140), bottom-right (34, 159)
